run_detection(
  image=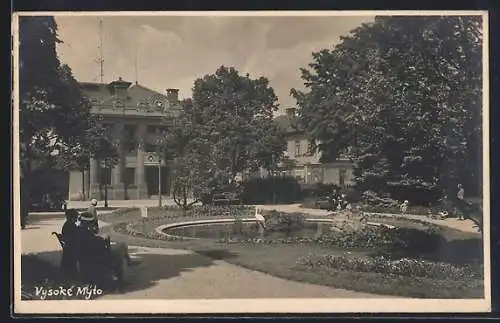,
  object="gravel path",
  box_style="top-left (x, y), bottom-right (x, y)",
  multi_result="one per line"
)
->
top-left (65, 199), bottom-right (479, 234)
